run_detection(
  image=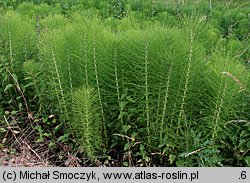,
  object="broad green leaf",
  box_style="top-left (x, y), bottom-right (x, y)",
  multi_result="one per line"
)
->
top-left (12, 73), bottom-right (18, 83)
top-left (49, 141), bottom-right (56, 148)
top-left (163, 147), bottom-right (169, 155)
top-left (140, 144), bottom-right (145, 151)
top-left (131, 132), bottom-right (137, 139)
top-left (123, 162), bottom-right (129, 167)
top-left (247, 141), bottom-right (250, 148)
top-left (57, 134), bottom-right (69, 142)
top-left (4, 84), bottom-right (13, 92)
top-left (122, 125), bottom-right (131, 133)
top-left (169, 154), bottom-right (176, 165)
top-left (245, 156), bottom-right (250, 166)
top-left (42, 118), bottom-right (48, 123)
top-left (36, 137), bottom-right (44, 143)
top-left (43, 133), bottom-right (52, 137)
top-left (52, 119), bottom-right (56, 123)
top-left (35, 125), bottom-right (43, 133)
top-left (0, 128), bottom-right (7, 133)
top-left (11, 111), bottom-right (17, 115)
top-left (124, 142), bottom-right (130, 151)
top-left (157, 143), bottom-right (164, 148)
top-left (16, 96), bottom-right (21, 100)
top-left (118, 112), bottom-right (127, 120)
